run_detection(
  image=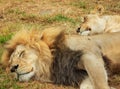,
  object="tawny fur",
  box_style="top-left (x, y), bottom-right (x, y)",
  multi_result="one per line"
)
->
top-left (77, 14), bottom-right (120, 35)
top-left (76, 5), bottom-right (120, 35)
